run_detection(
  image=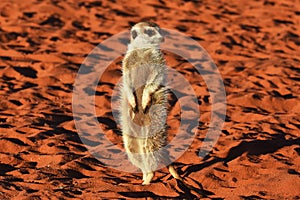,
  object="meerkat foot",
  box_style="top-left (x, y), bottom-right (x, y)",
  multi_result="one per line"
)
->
top-left (142, 172), bottom-right (154, 185)
top-left (142, 172), bottom-right (147, 181)
top-left (169, 165), bottom-right (183, 181)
